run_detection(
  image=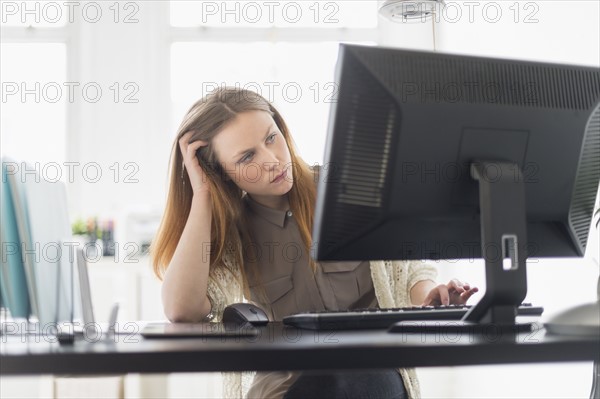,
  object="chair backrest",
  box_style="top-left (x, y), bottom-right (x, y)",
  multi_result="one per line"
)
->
top-left (76, 246), bottom-right (95, 329)
top-left (1, 158), bottom-right (31, 319)
top-left (1, 157), bottom-right (85, 327)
